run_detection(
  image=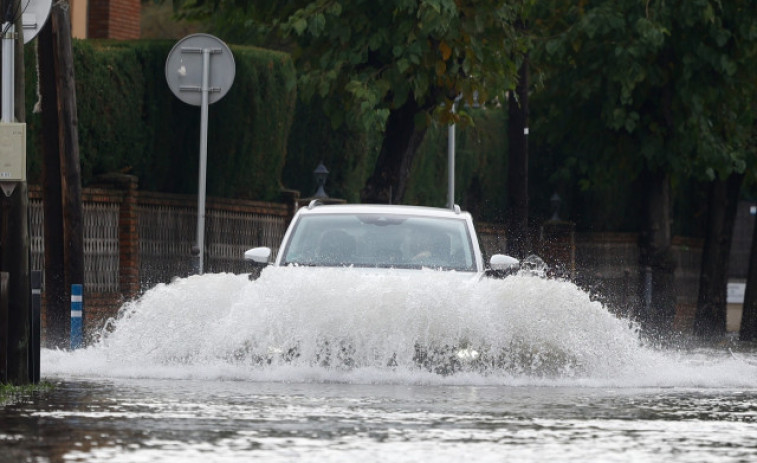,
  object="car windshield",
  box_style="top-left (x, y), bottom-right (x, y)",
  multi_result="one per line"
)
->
top-left (280, 213), bottom-right (476, 271)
